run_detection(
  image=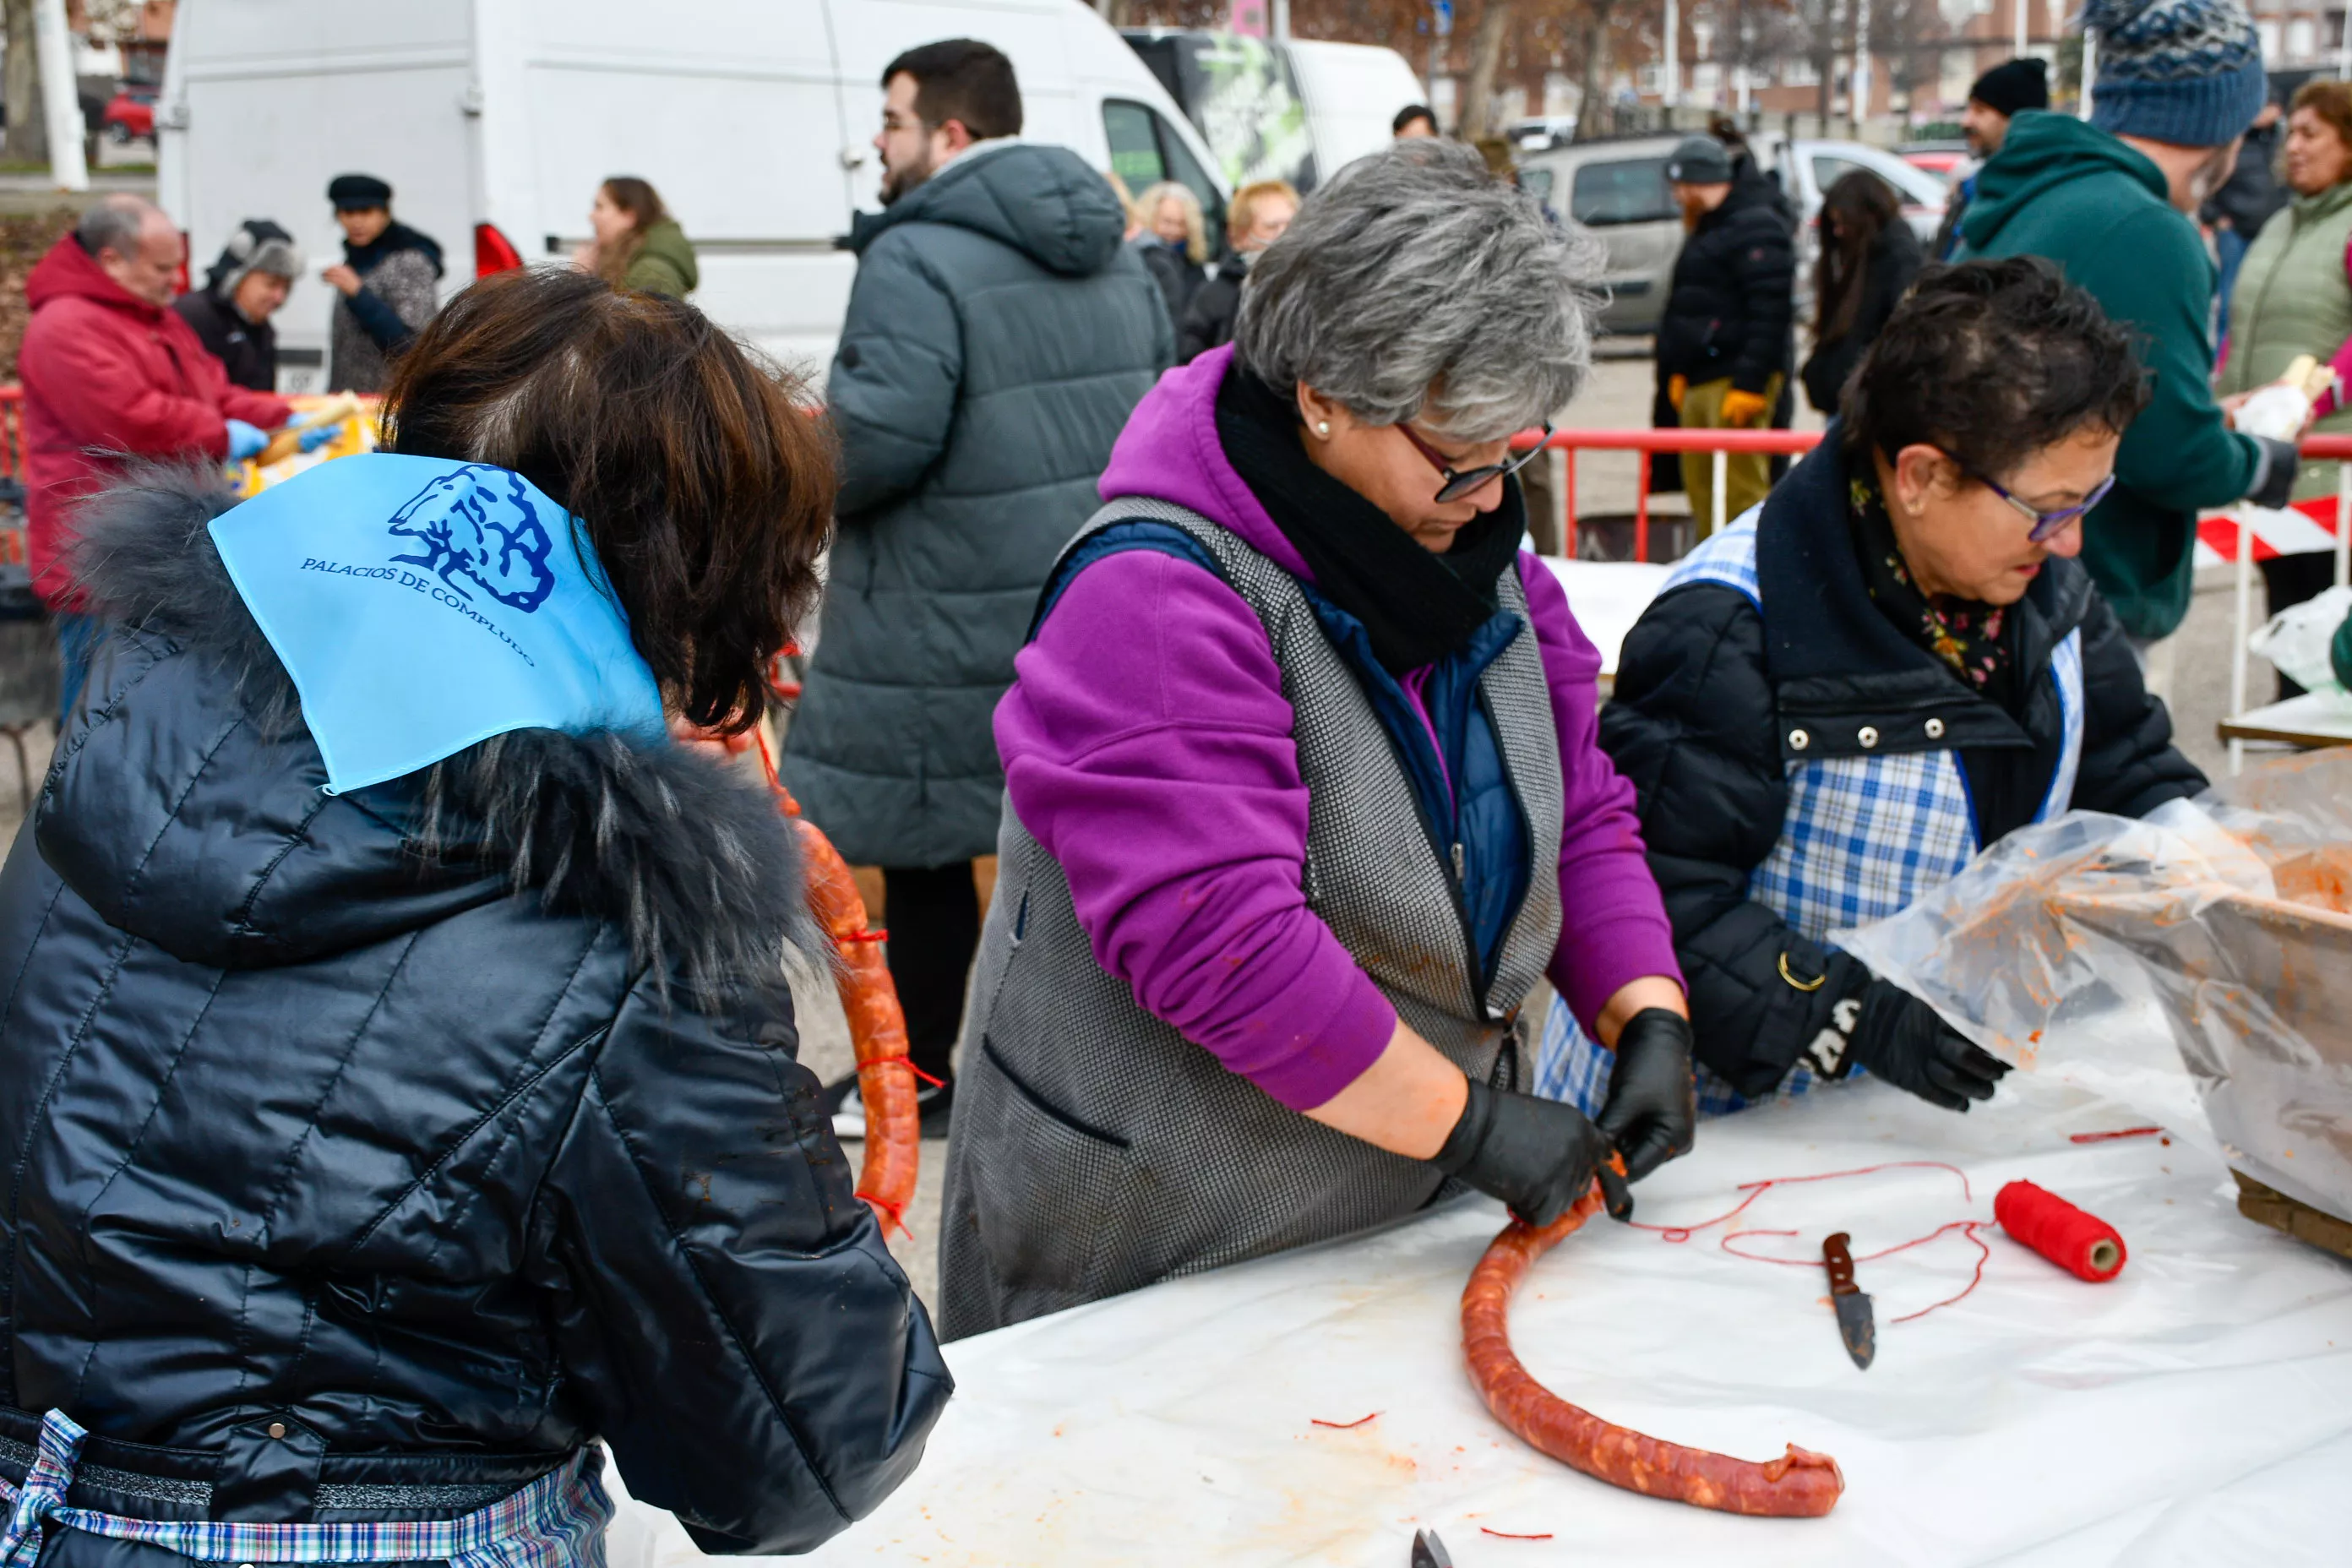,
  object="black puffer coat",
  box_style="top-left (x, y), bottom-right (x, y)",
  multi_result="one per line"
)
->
top-left (1655, 172), bottom-right (1796, 396)
top-left (0, 472), bottom-right (949, 1559)
top-left (1799, 219), bottom-right (1923, 415)
top-left (1598, 437), bottom-right (2205, 1097)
